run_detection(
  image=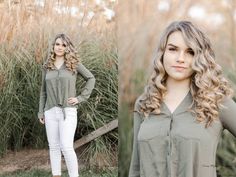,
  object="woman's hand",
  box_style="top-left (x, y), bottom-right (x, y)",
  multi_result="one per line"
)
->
top-left (68, 97), bottom-right (79, 105)
top-left (39, 117), bottom-right (45, 124)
